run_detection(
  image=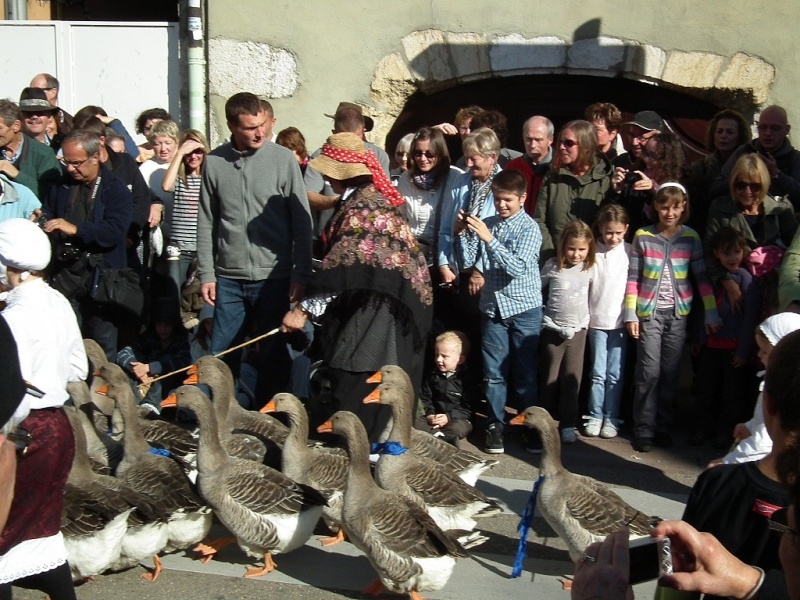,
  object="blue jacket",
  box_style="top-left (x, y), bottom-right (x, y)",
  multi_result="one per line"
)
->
top-left (0, 174), bottom-right (40, 222)
top-left (43, 166), bottom-right (132, 269)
